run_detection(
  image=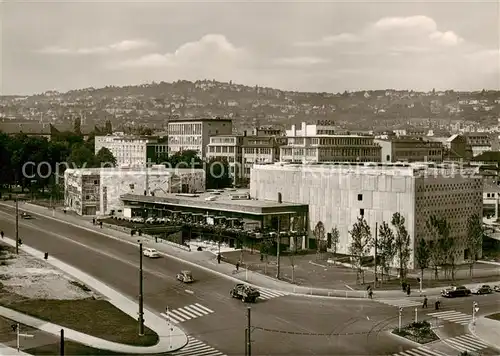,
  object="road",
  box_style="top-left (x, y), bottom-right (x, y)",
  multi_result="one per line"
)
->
top-left (0, 203), bottom-right (498, 355)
